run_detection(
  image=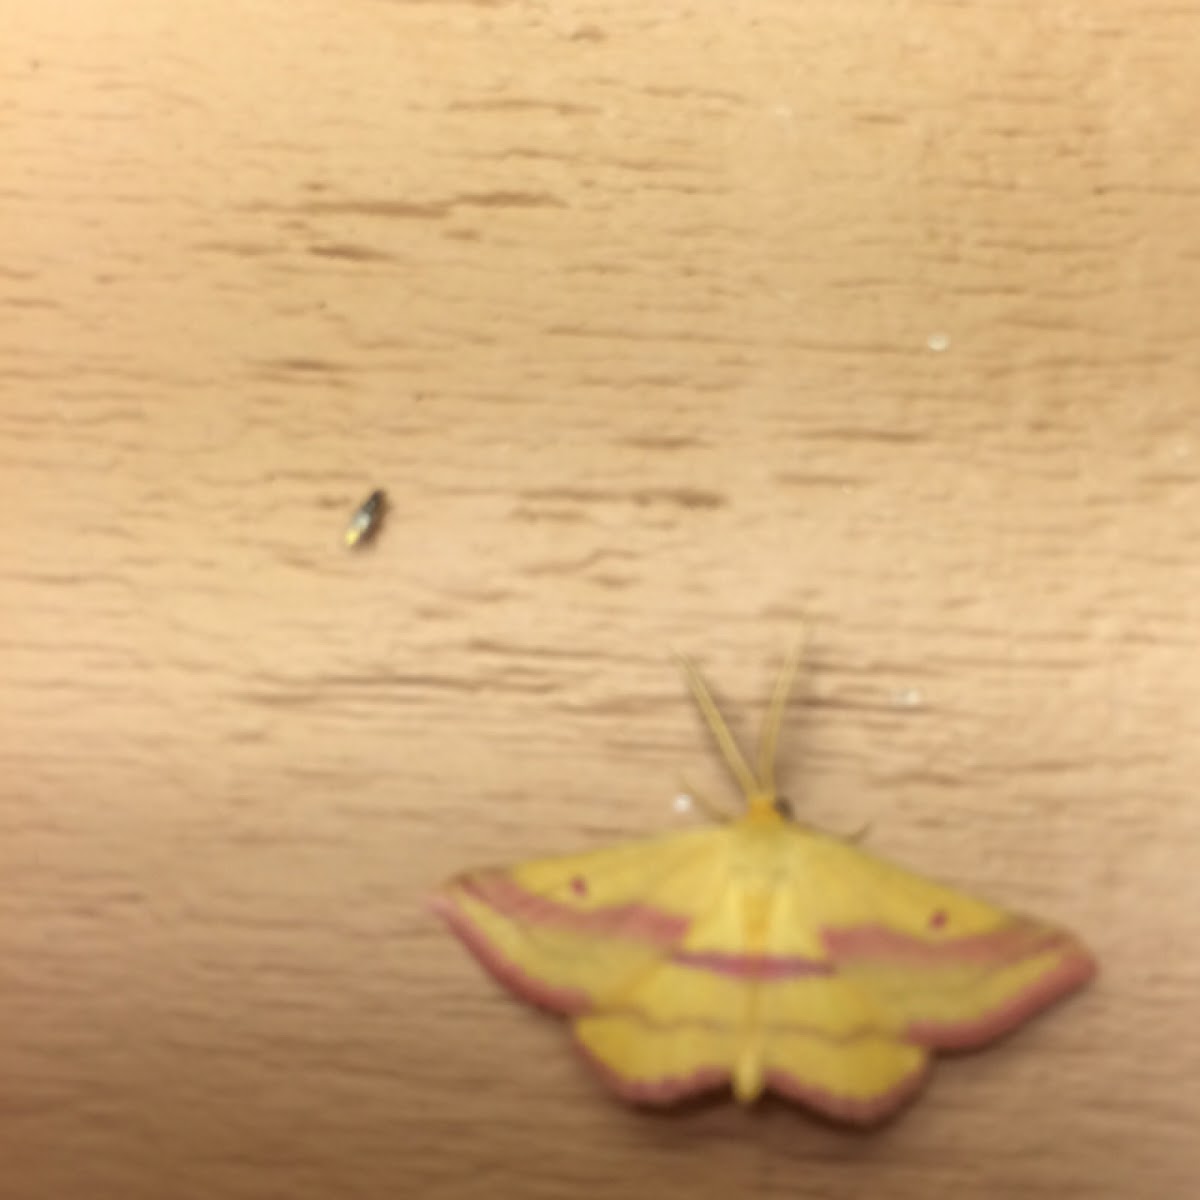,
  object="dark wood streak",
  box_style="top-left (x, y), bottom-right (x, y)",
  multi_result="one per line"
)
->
top-left (307, 243), bottom-right (396, 263)
top-left (619, 435), bottom-right (706, 451)
top-left (283, 191), bottom-right (566, 221)
top-left (518, 487), bottom-right (727, 510)
top-left (447, 99), bottom-right (599, 116)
